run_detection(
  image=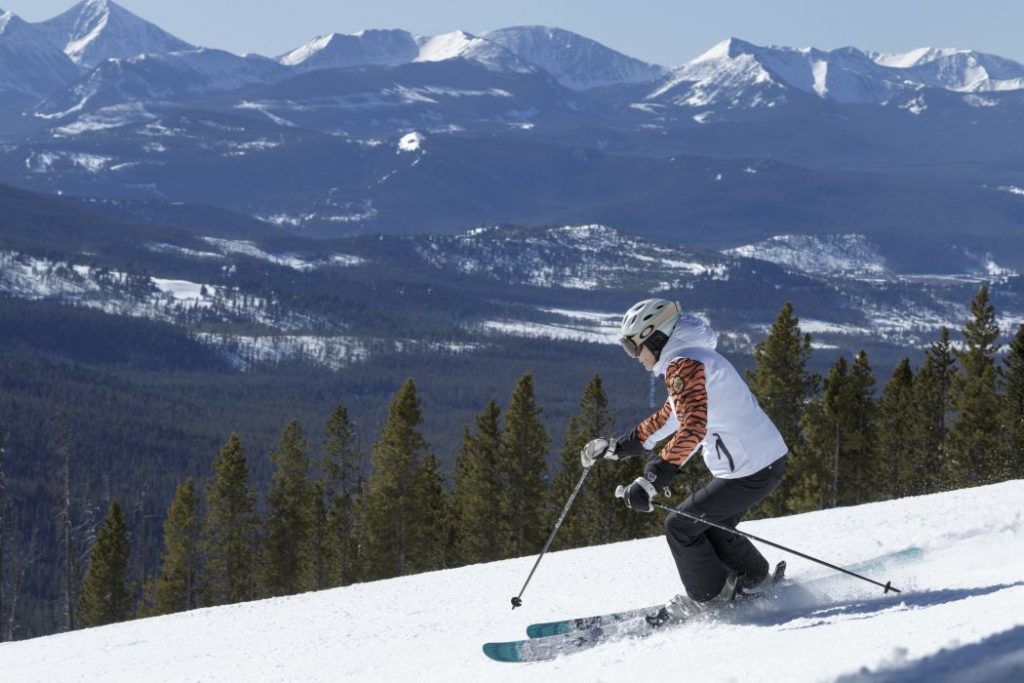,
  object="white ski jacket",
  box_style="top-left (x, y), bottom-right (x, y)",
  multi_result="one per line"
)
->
top-left (635, 315), bottom-right (788, 479)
